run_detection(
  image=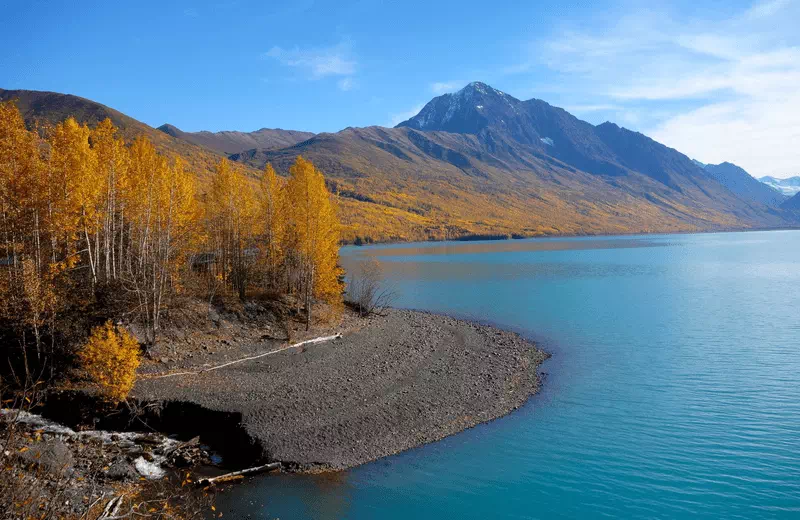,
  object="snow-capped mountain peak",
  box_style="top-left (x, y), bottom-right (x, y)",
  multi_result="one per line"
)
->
top-left (395, 81), bottom-right (523, 134)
